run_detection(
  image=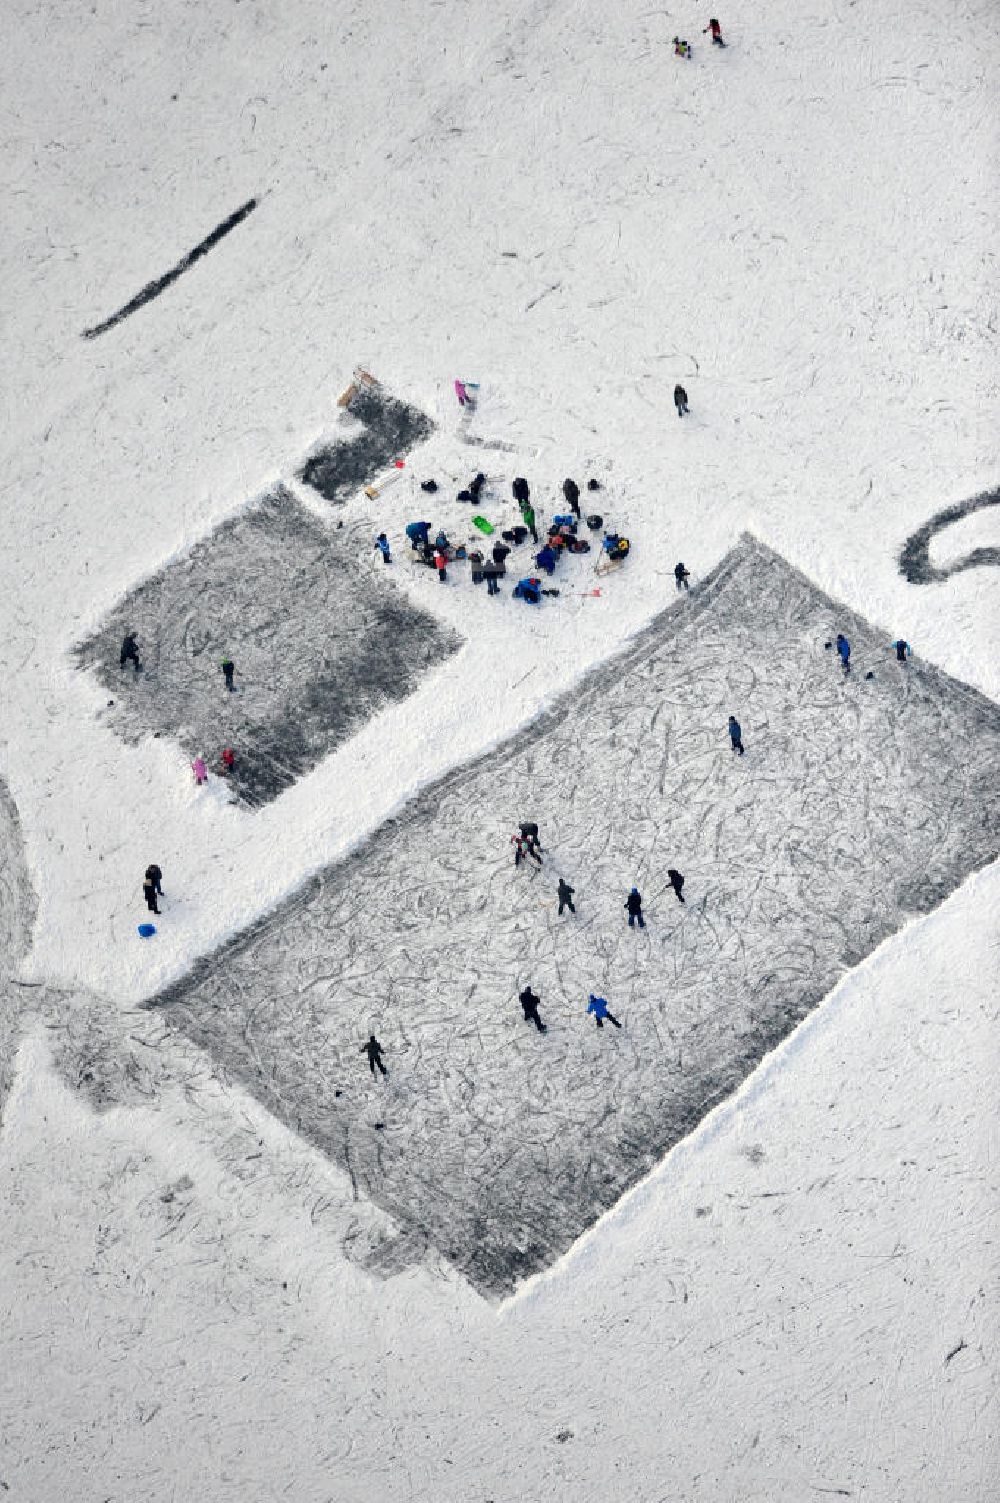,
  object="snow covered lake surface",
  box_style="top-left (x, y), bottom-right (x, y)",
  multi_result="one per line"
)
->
top-left (1, 0), bottom-right (997, 1497)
